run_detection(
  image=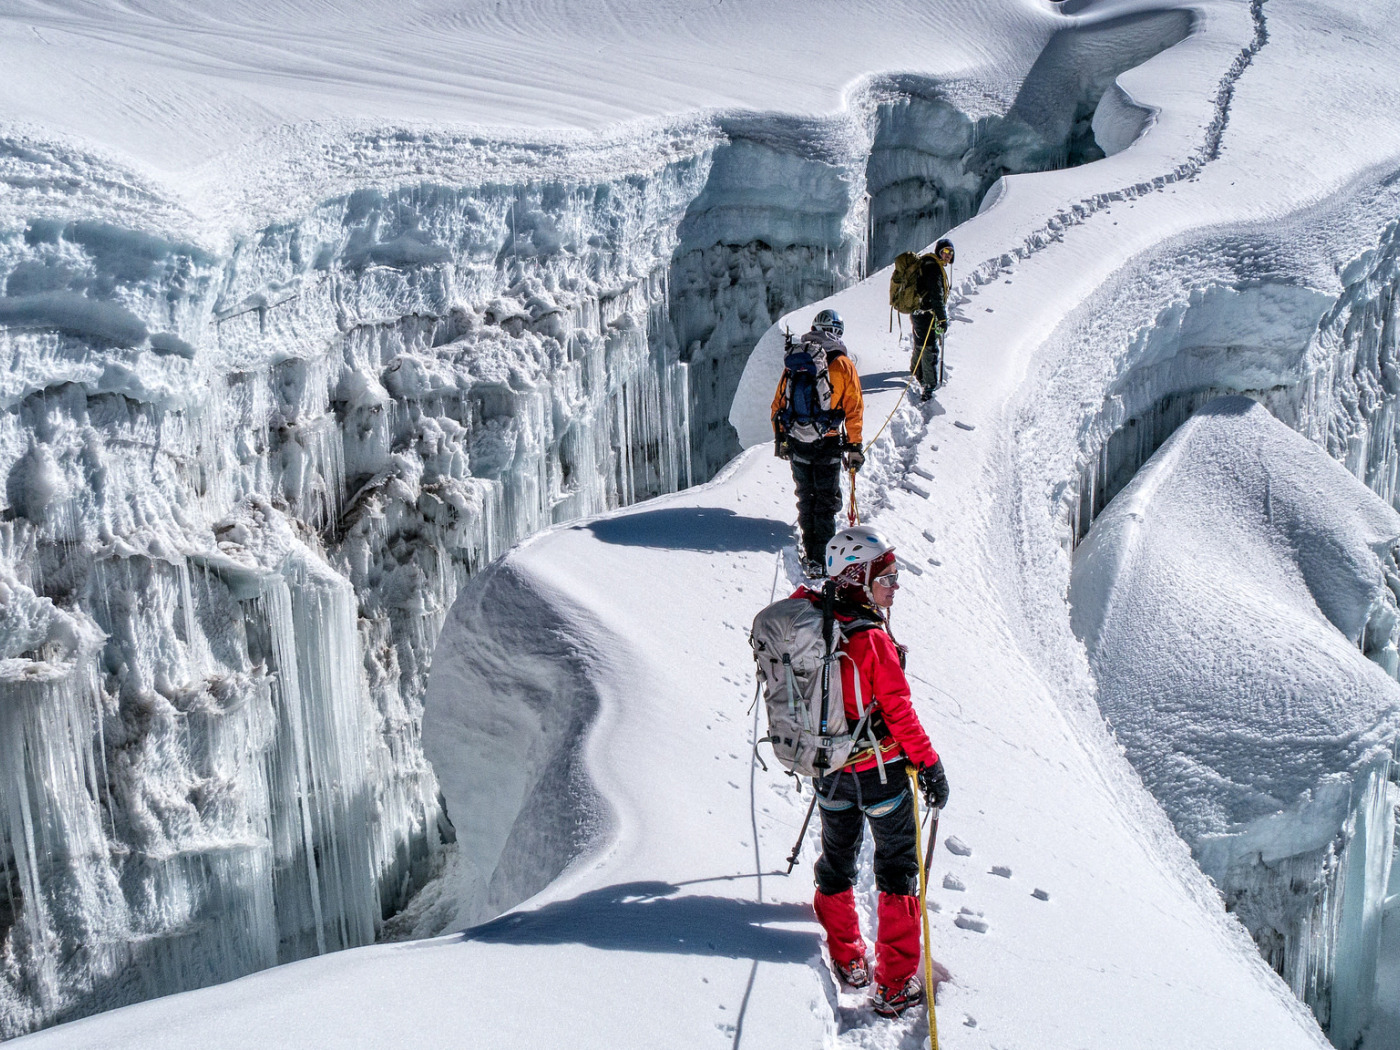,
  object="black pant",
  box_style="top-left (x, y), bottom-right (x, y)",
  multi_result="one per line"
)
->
top-left (789, 442), bottom-right (843, 563)
top-left (911, 311), bottom-right (943, 390)
top-left (813, 760), bottom-right (918, 897)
